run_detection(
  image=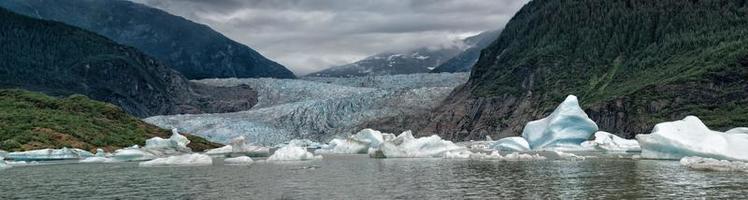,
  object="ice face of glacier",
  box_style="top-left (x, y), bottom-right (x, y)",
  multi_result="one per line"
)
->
top-left (267, 144), bottom-right (321, 161)
top-left (521, 95), bottom-right (598, 150)
top-left (139, 153), bottom-right (213, 167)
top-left (146, 73), bottom-right (467, 146)
top-left (637, 116), bottom-right (748, 161)
top-left (224, 156), bottom-right (254, 165)
top-left (680, 156), bottom-right (748, 172)
top-left (489, 137), bottom-right (531, 152)
top-left (6, 148), bottom-right (94, 161)
top-left (580, 131), bottom-right (640, 152)
top-left (380, 134), bottom-right (465, 158)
